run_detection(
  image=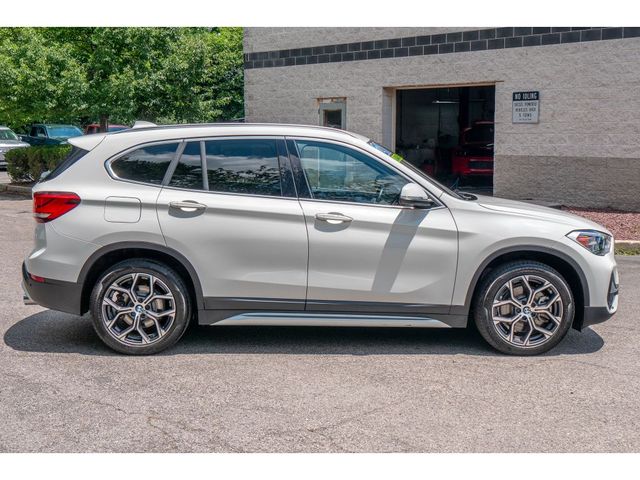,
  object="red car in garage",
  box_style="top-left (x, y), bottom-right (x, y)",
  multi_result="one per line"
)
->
top-left (84, 123), bottom-right (129, 135)
top-left (451, 121), bottom-right (494, 179)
